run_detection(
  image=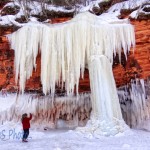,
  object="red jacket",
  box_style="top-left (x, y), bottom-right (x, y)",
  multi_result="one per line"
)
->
top-left (22, 114), bottom-right (32, 129)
